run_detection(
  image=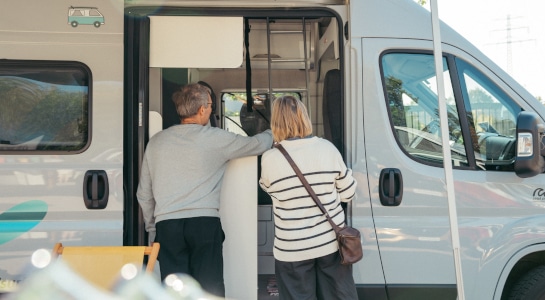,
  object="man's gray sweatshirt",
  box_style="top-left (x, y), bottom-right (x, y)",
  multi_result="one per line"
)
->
top-left (136, 124), bottom-right (273, 233)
